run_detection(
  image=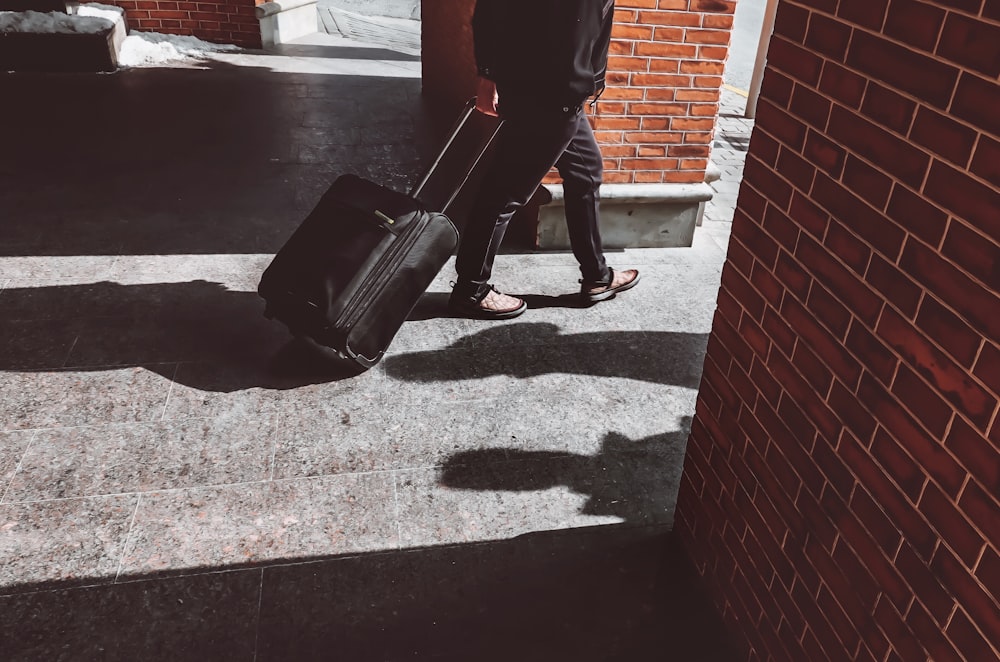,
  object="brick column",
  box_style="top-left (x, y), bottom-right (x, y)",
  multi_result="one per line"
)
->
top-left (593, 0), bottom-right (734, 185)
top-left (676, 1), bottom-right (999, 660)
top-left (421, 0), bottom-right (736, 248)
top-left (96, 1), bottom-right (261, 47)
